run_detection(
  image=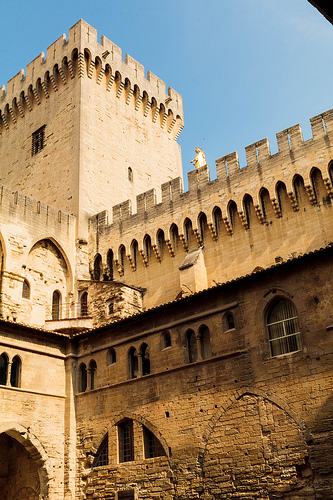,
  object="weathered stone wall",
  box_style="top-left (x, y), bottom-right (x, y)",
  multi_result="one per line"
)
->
top-left (0, 323), bottom-right (69, 499)
top-left (90, 110), bottom-right (333, 310)
top-left (73, 247), bottom-right (333, 499)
